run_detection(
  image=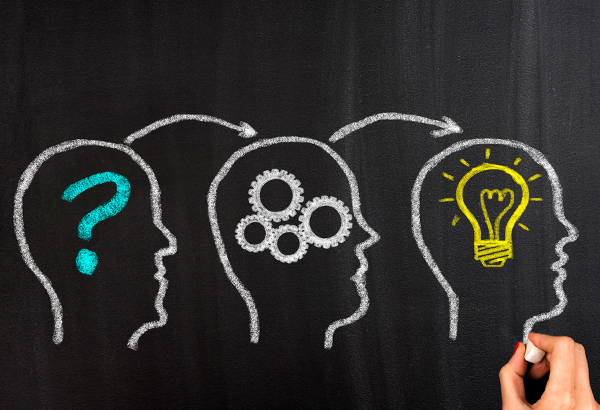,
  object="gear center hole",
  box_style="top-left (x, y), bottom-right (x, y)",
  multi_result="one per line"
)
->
top-left (260, 179), bottom-right (293, 212)
top-left (244, 222), bottom-right (266, 245)
top-left (310, 206), bottom-right (341, 239)
top-left (278, 232), bottom-right (300, 255)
